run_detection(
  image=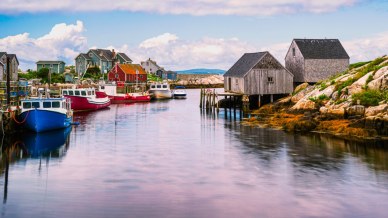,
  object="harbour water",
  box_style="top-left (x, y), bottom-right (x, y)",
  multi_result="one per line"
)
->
top-left (1, 89), bottom-right (388, 218)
